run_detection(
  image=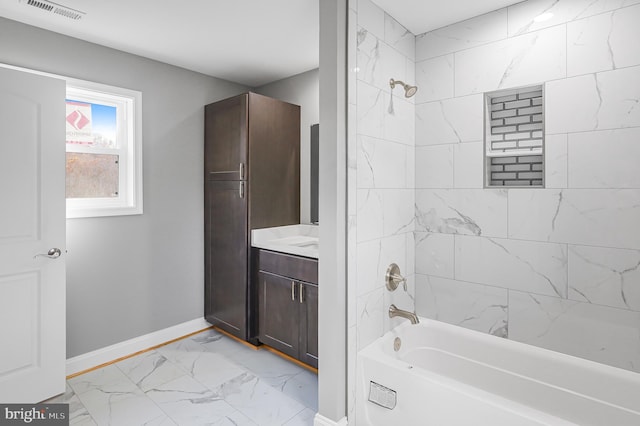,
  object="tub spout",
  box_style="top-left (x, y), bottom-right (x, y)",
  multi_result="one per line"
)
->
top-left (389, 304), bottom-right (420, 324)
